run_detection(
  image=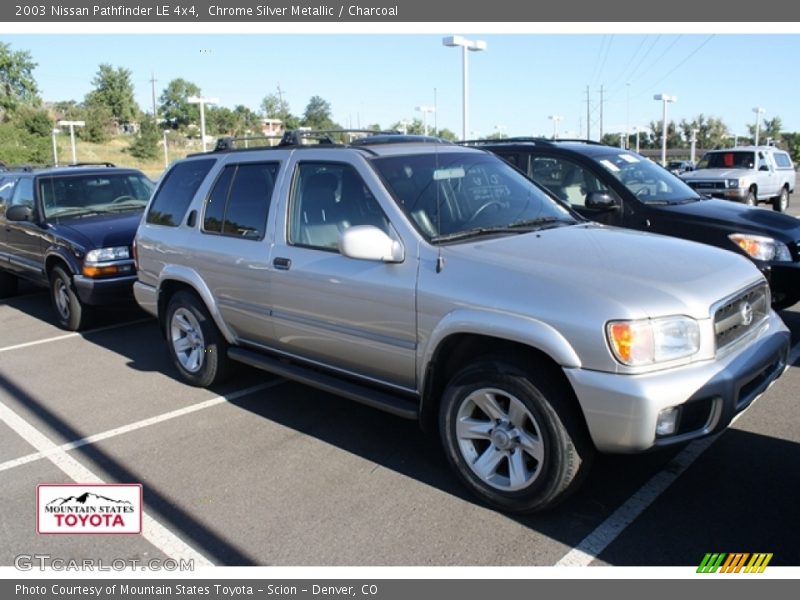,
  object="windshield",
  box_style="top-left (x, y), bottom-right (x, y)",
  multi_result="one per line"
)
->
top-left (38, 172), bottom-right (154, 219)
top-left (594, 152), bottom-right (699, 204)
top-left (696, 151), bottom-right (755, 170)
top-left (372, 152), bottom-right (576, 241)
